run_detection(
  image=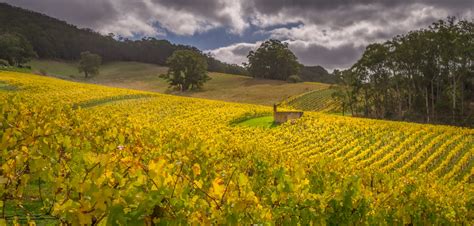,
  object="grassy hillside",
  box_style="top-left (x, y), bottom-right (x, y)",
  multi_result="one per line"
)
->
top-left (0, 71), bottom-right (472, 224)
top-left (29, 60), bottom-right (329, 106)
top-left (29, 60), bottom-right (169, 92)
